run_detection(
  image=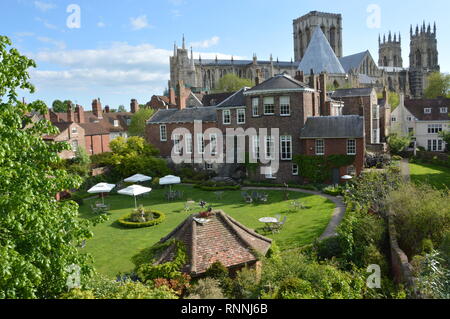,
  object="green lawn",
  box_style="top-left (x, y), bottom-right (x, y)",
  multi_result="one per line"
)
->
top-left (79, 185), bottom-right (335, 278)
top-left (409, 162), bottom-right (450, 190)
